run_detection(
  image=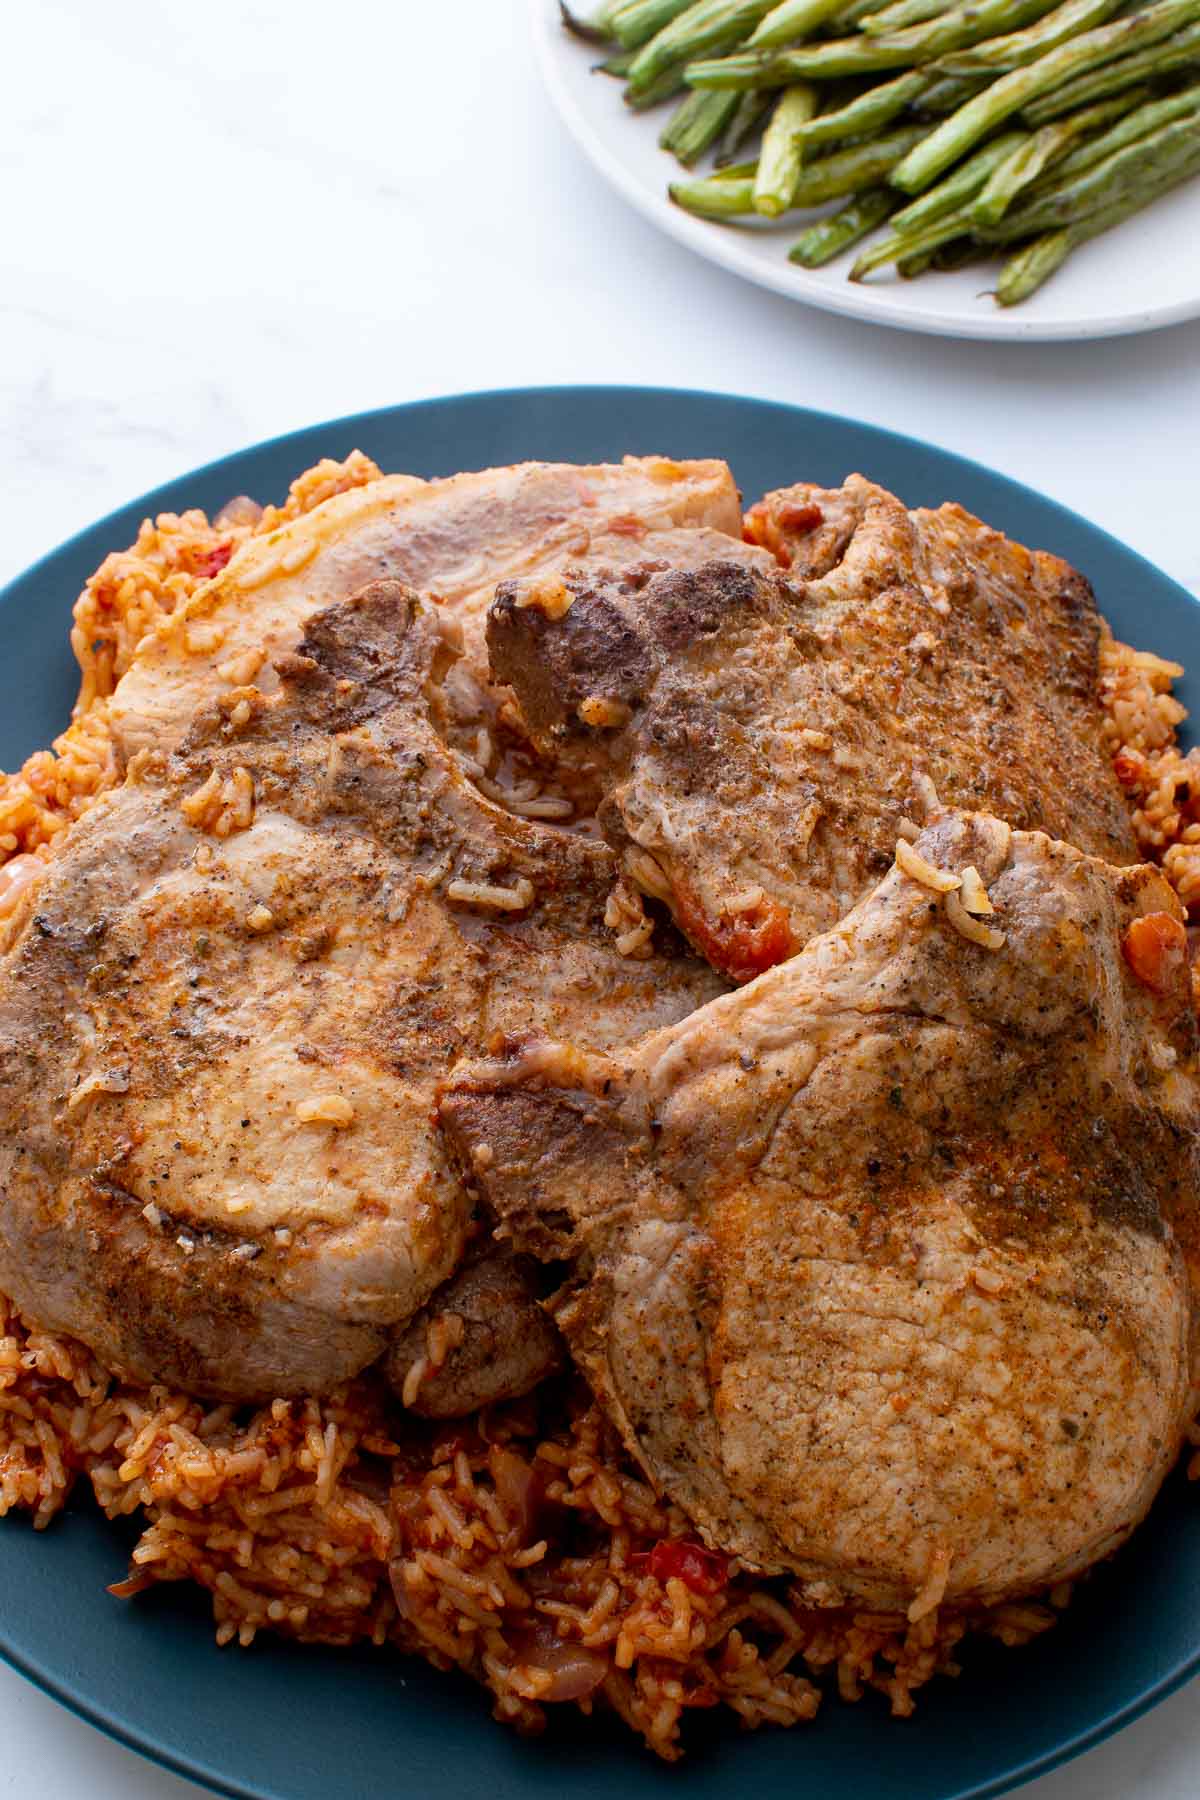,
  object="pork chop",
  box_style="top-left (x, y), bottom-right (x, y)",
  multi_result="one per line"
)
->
top-left (384, 1243), bottom-right (562, 1418)
top-left (489, 477), bottom-right (1135, 983)
top-left (106, 458), bottom-right (757, 767)
top-left (441, 812), bottom-right (1200, 1609)
top-left (0, 581), bottom-right (722, 1401)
